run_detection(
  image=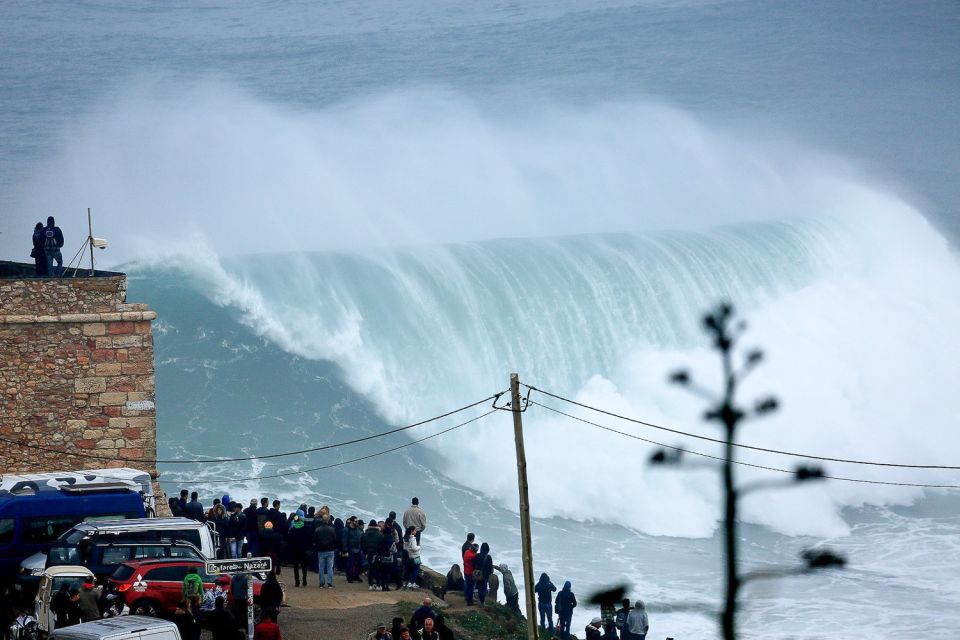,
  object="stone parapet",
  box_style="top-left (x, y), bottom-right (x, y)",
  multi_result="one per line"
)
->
top-left (0, 269), bottom-right (158, 479)
top-left (0, 274), bottom-right (127, 316)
